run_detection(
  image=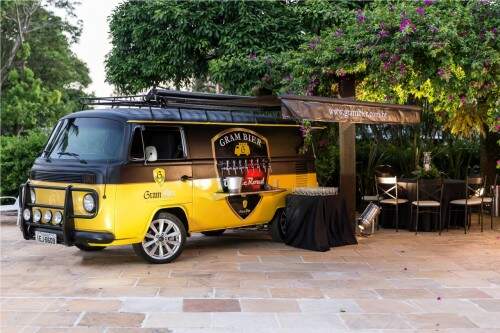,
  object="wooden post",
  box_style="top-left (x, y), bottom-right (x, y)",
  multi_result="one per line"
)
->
top-left (339, 123), bottom-right (356, 225)
top-left (338, 75), bottom-right (357, 225)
